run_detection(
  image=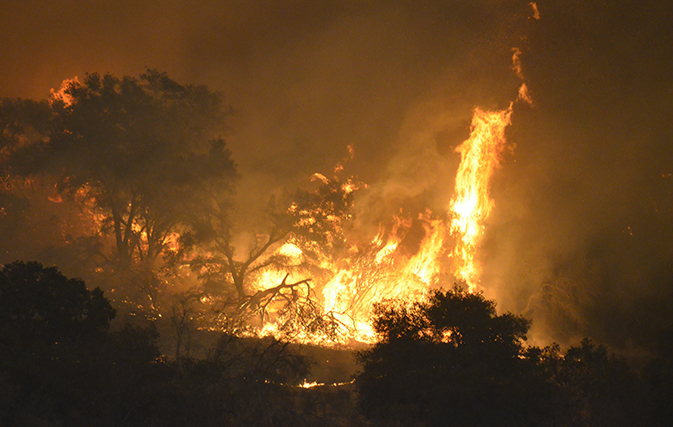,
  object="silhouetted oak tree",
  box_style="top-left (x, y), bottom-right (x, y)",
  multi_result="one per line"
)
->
top-left (45, 71), bottom-right (236, 269)
top-left (0, 261), bottom-right (117, 424)
top-left (0, 260), bottom-right (115, 349)
top-left (544, 338), bottom-right (648, 427)
top-left (1, 71), bottom-right (239, 316)
top-left (356, 285), bottom-right (553, 427)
